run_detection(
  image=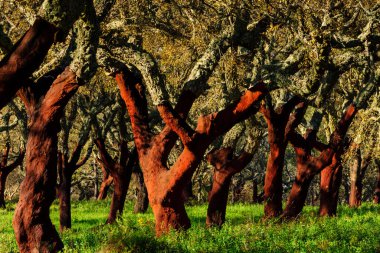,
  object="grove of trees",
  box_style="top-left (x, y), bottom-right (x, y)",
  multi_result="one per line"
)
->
top-left (0, 0), bottom-right (379, 252)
